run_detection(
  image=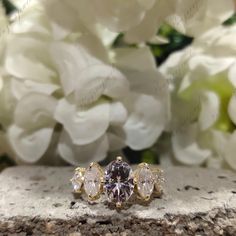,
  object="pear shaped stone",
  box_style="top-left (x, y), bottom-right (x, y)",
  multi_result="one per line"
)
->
top-left (136, 165), bottom-right (155, 199)
top-left (84, 164), bottom-right (102, 199)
